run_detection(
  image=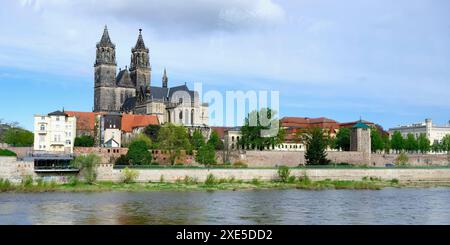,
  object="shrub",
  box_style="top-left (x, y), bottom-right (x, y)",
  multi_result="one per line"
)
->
top-left (159, 175), bottom-right (165, 183)
top-left (251, 178), bottom-right (260, 185)
top-left (22, 175), bottom-right (34, 187)
top-left (390, 179), bottom-right (399, 184)
top-left (74, 135), bottom-right (94, 147)
top-left (71, 154), bottom-right (101, 184)
top-left (232, 161), bottom-right (248, 168)
top-left (287, 176), bottom-right (296, 183)
top-left (0, 149), bottom-right (17, 157)
top-left (204, 173), bottom-right (216, 185)
top-left (277, 166), bottom-right (291, 183)
top-left (183, 176), bottom-right (198, 185)
top-left (68, 176), bottom-right (80, 186)
top-left (395, 152), bottom-right (409, 166)
top-left (0, 178), bottom-right (12, 191)
top-left (126, 140), bottom-right (152, 165)
top-left (115, 154), bottom-right (129, 165)
top-left (121, 167), bottom-right (139, 183)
